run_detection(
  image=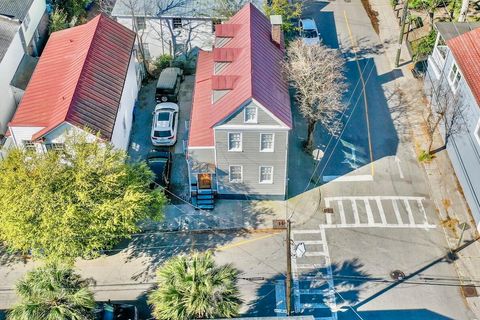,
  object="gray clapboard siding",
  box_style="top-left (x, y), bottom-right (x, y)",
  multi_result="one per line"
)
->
top-left (215, 129), bottom-right (288, 196)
